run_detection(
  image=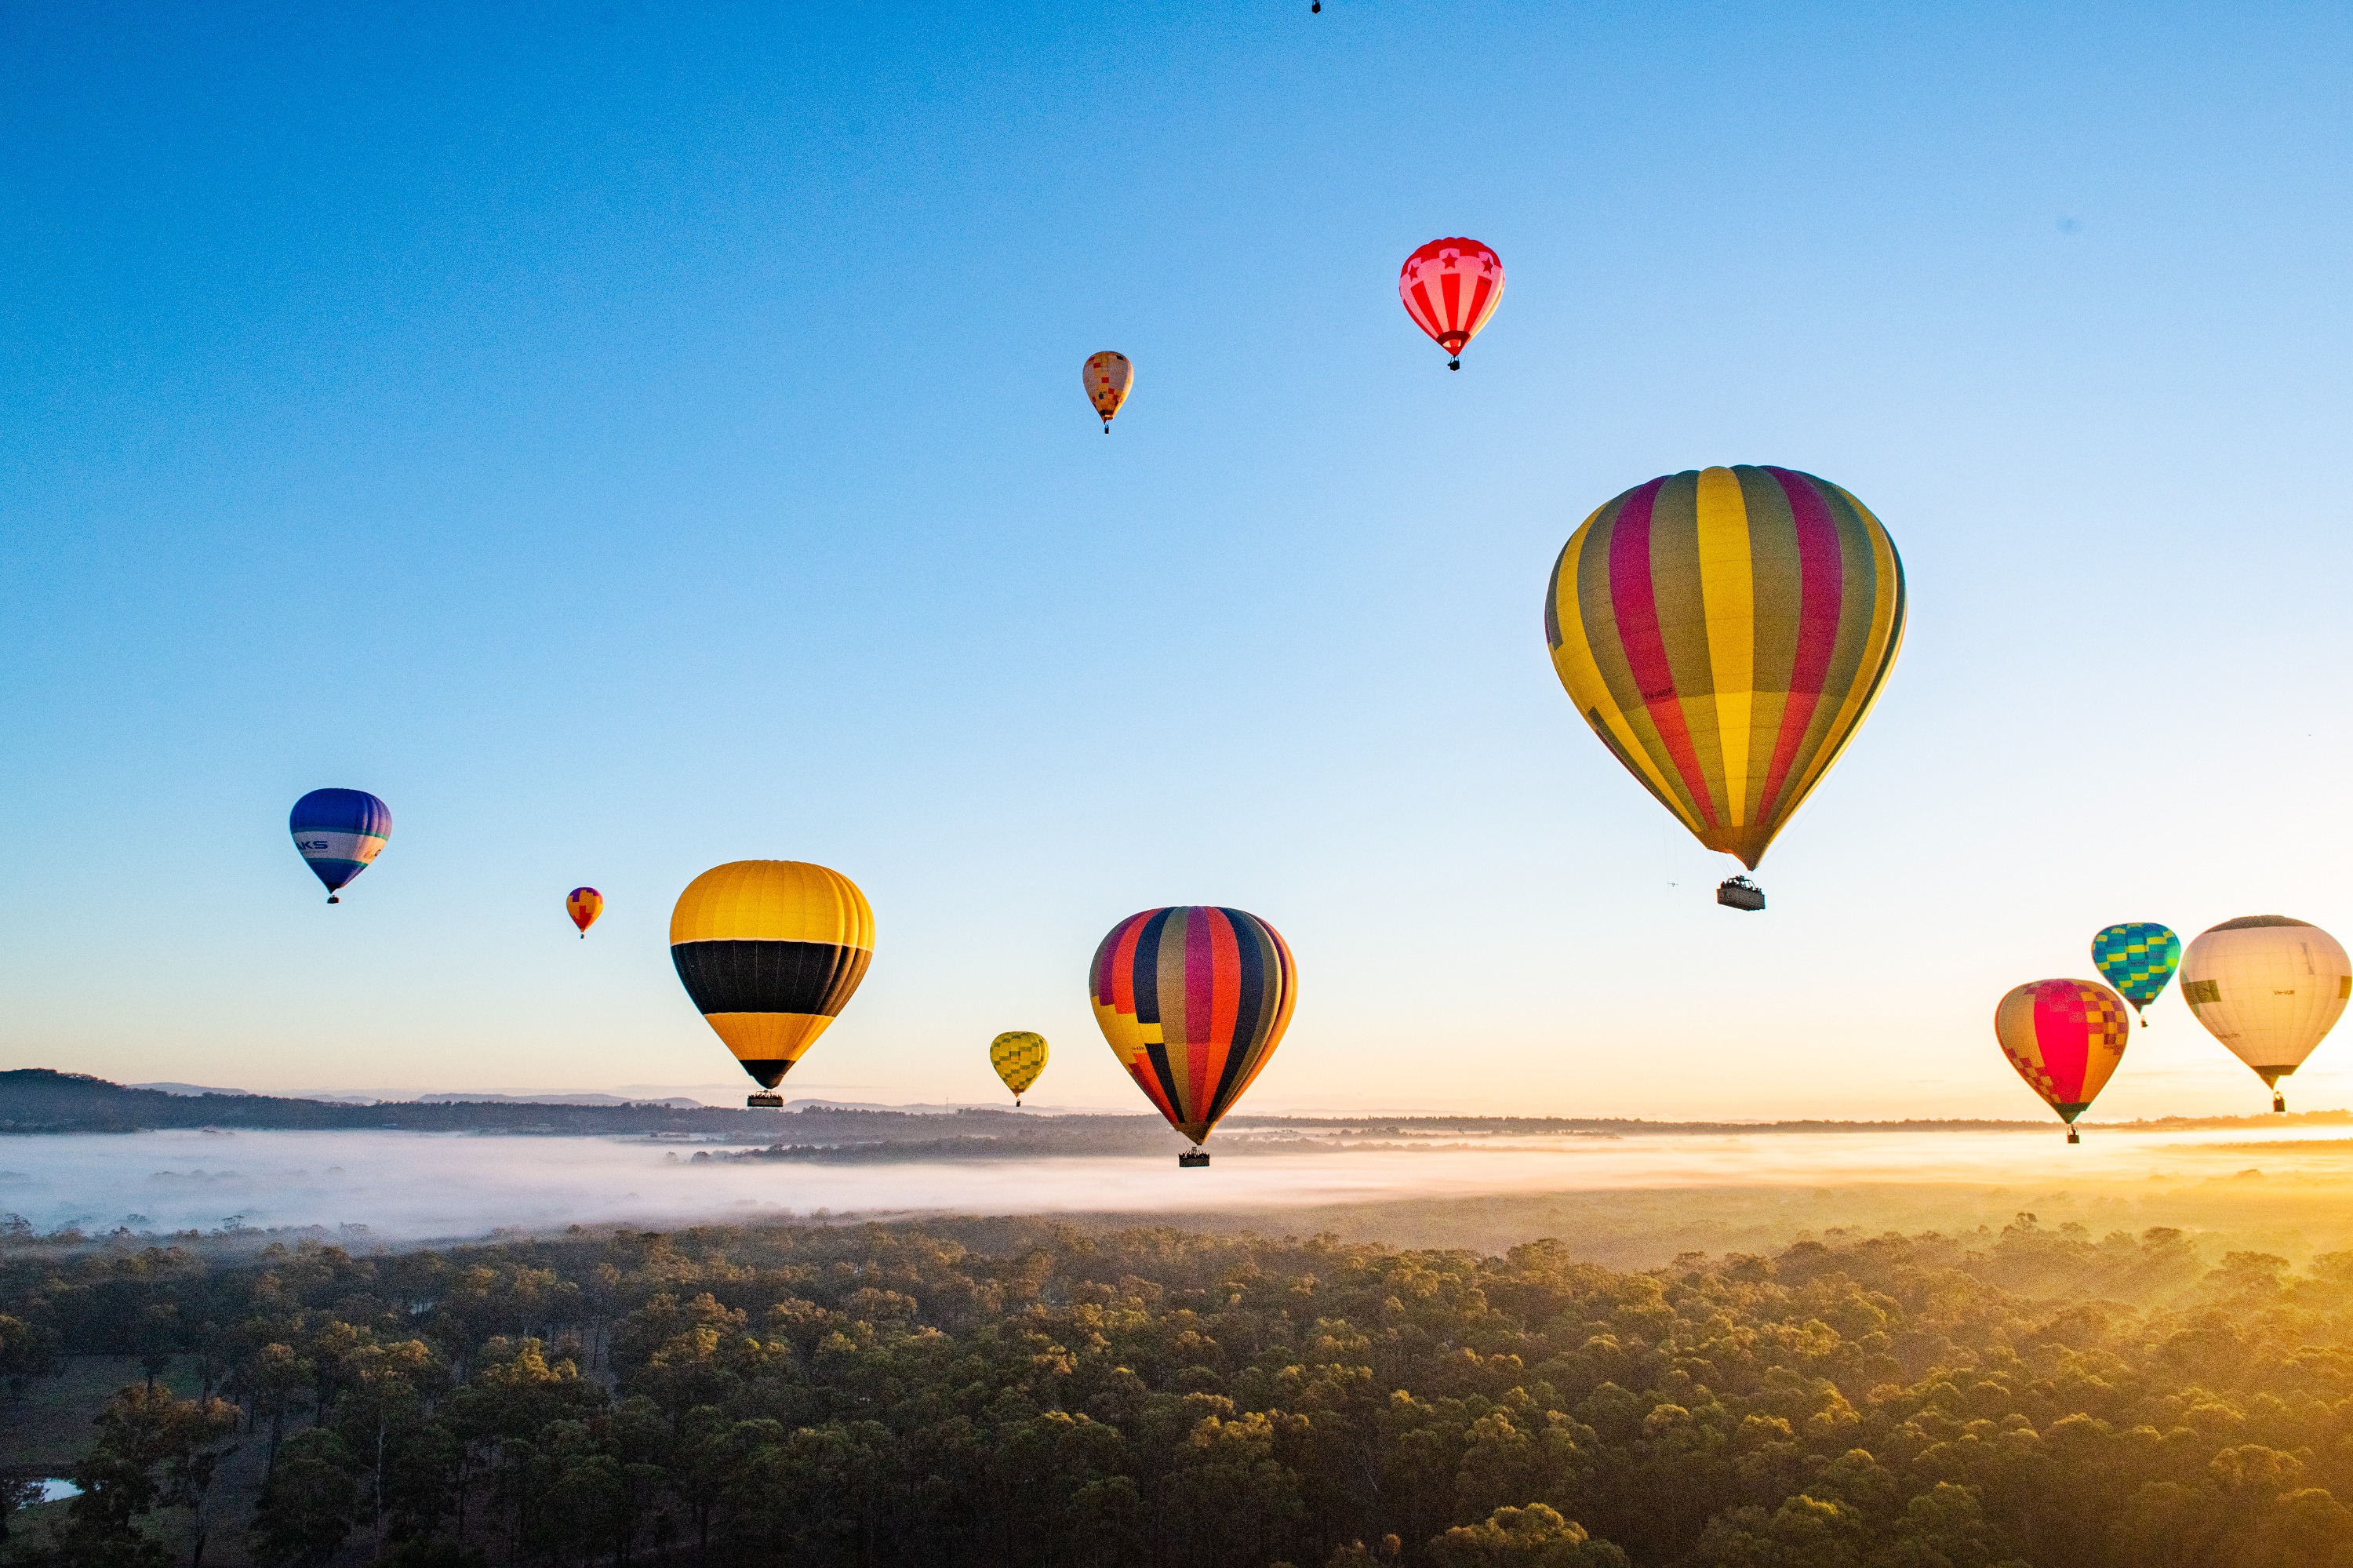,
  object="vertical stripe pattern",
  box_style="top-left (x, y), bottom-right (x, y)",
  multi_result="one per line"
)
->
top-left (1089, 906), bottom-right (1297, 1146)
top-left (1398, 238), bottom-right (1504, 358)
top-left (1544, 466), bottom-right (1906, 869)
